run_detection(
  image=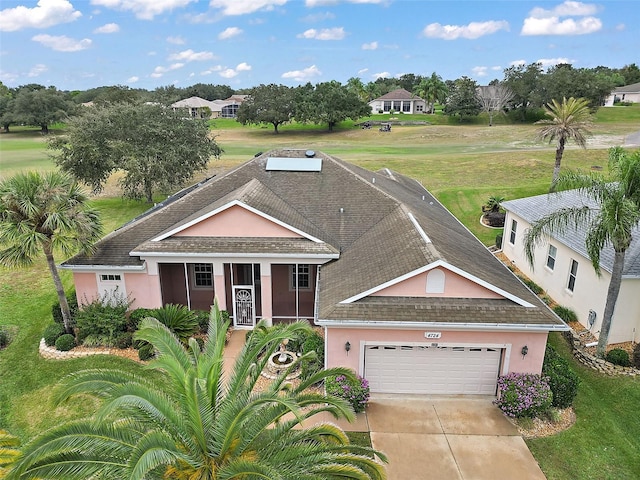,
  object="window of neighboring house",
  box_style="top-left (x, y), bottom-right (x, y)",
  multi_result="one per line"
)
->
top-left (383, 101), bottom-right (391, 112)
top-left (192, 263), bottom-right (213, 288)
top-left (416, 104), bottom-right (424, 112)
top-left (509, 219), bottom-right (517, 245)
top-left (393, 101), bottom-right (401, 111)
top-left (402, 101), bottom-right (411, 112)
top-left (290, 264), bottom-right (311, 290)
top-left (567, 259), bottom-right (578, 292)
top-left (546, 245), bottom-right (557, 270)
